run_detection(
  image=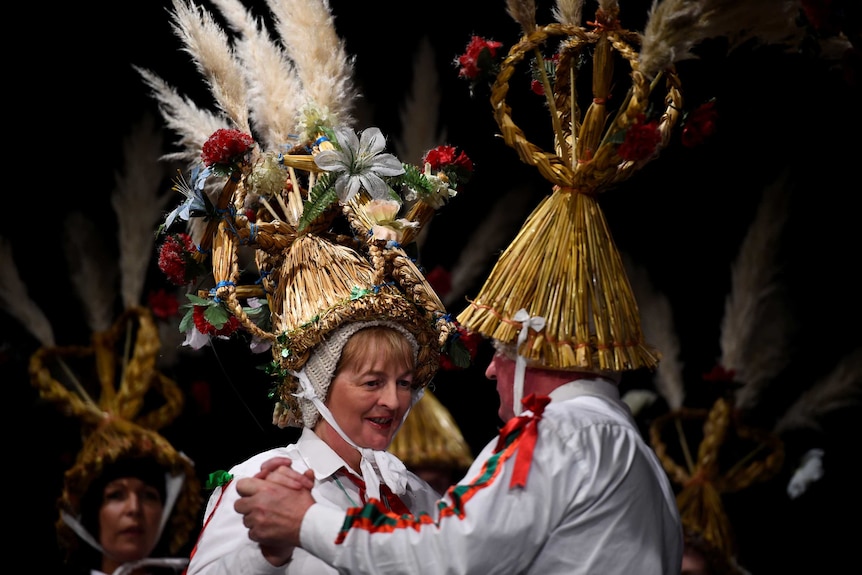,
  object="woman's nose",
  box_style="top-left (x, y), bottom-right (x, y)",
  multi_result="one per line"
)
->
top-left (125, 494), bottom-right (143, 513)
top-left (378, 381), bottom-right (400, 407)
